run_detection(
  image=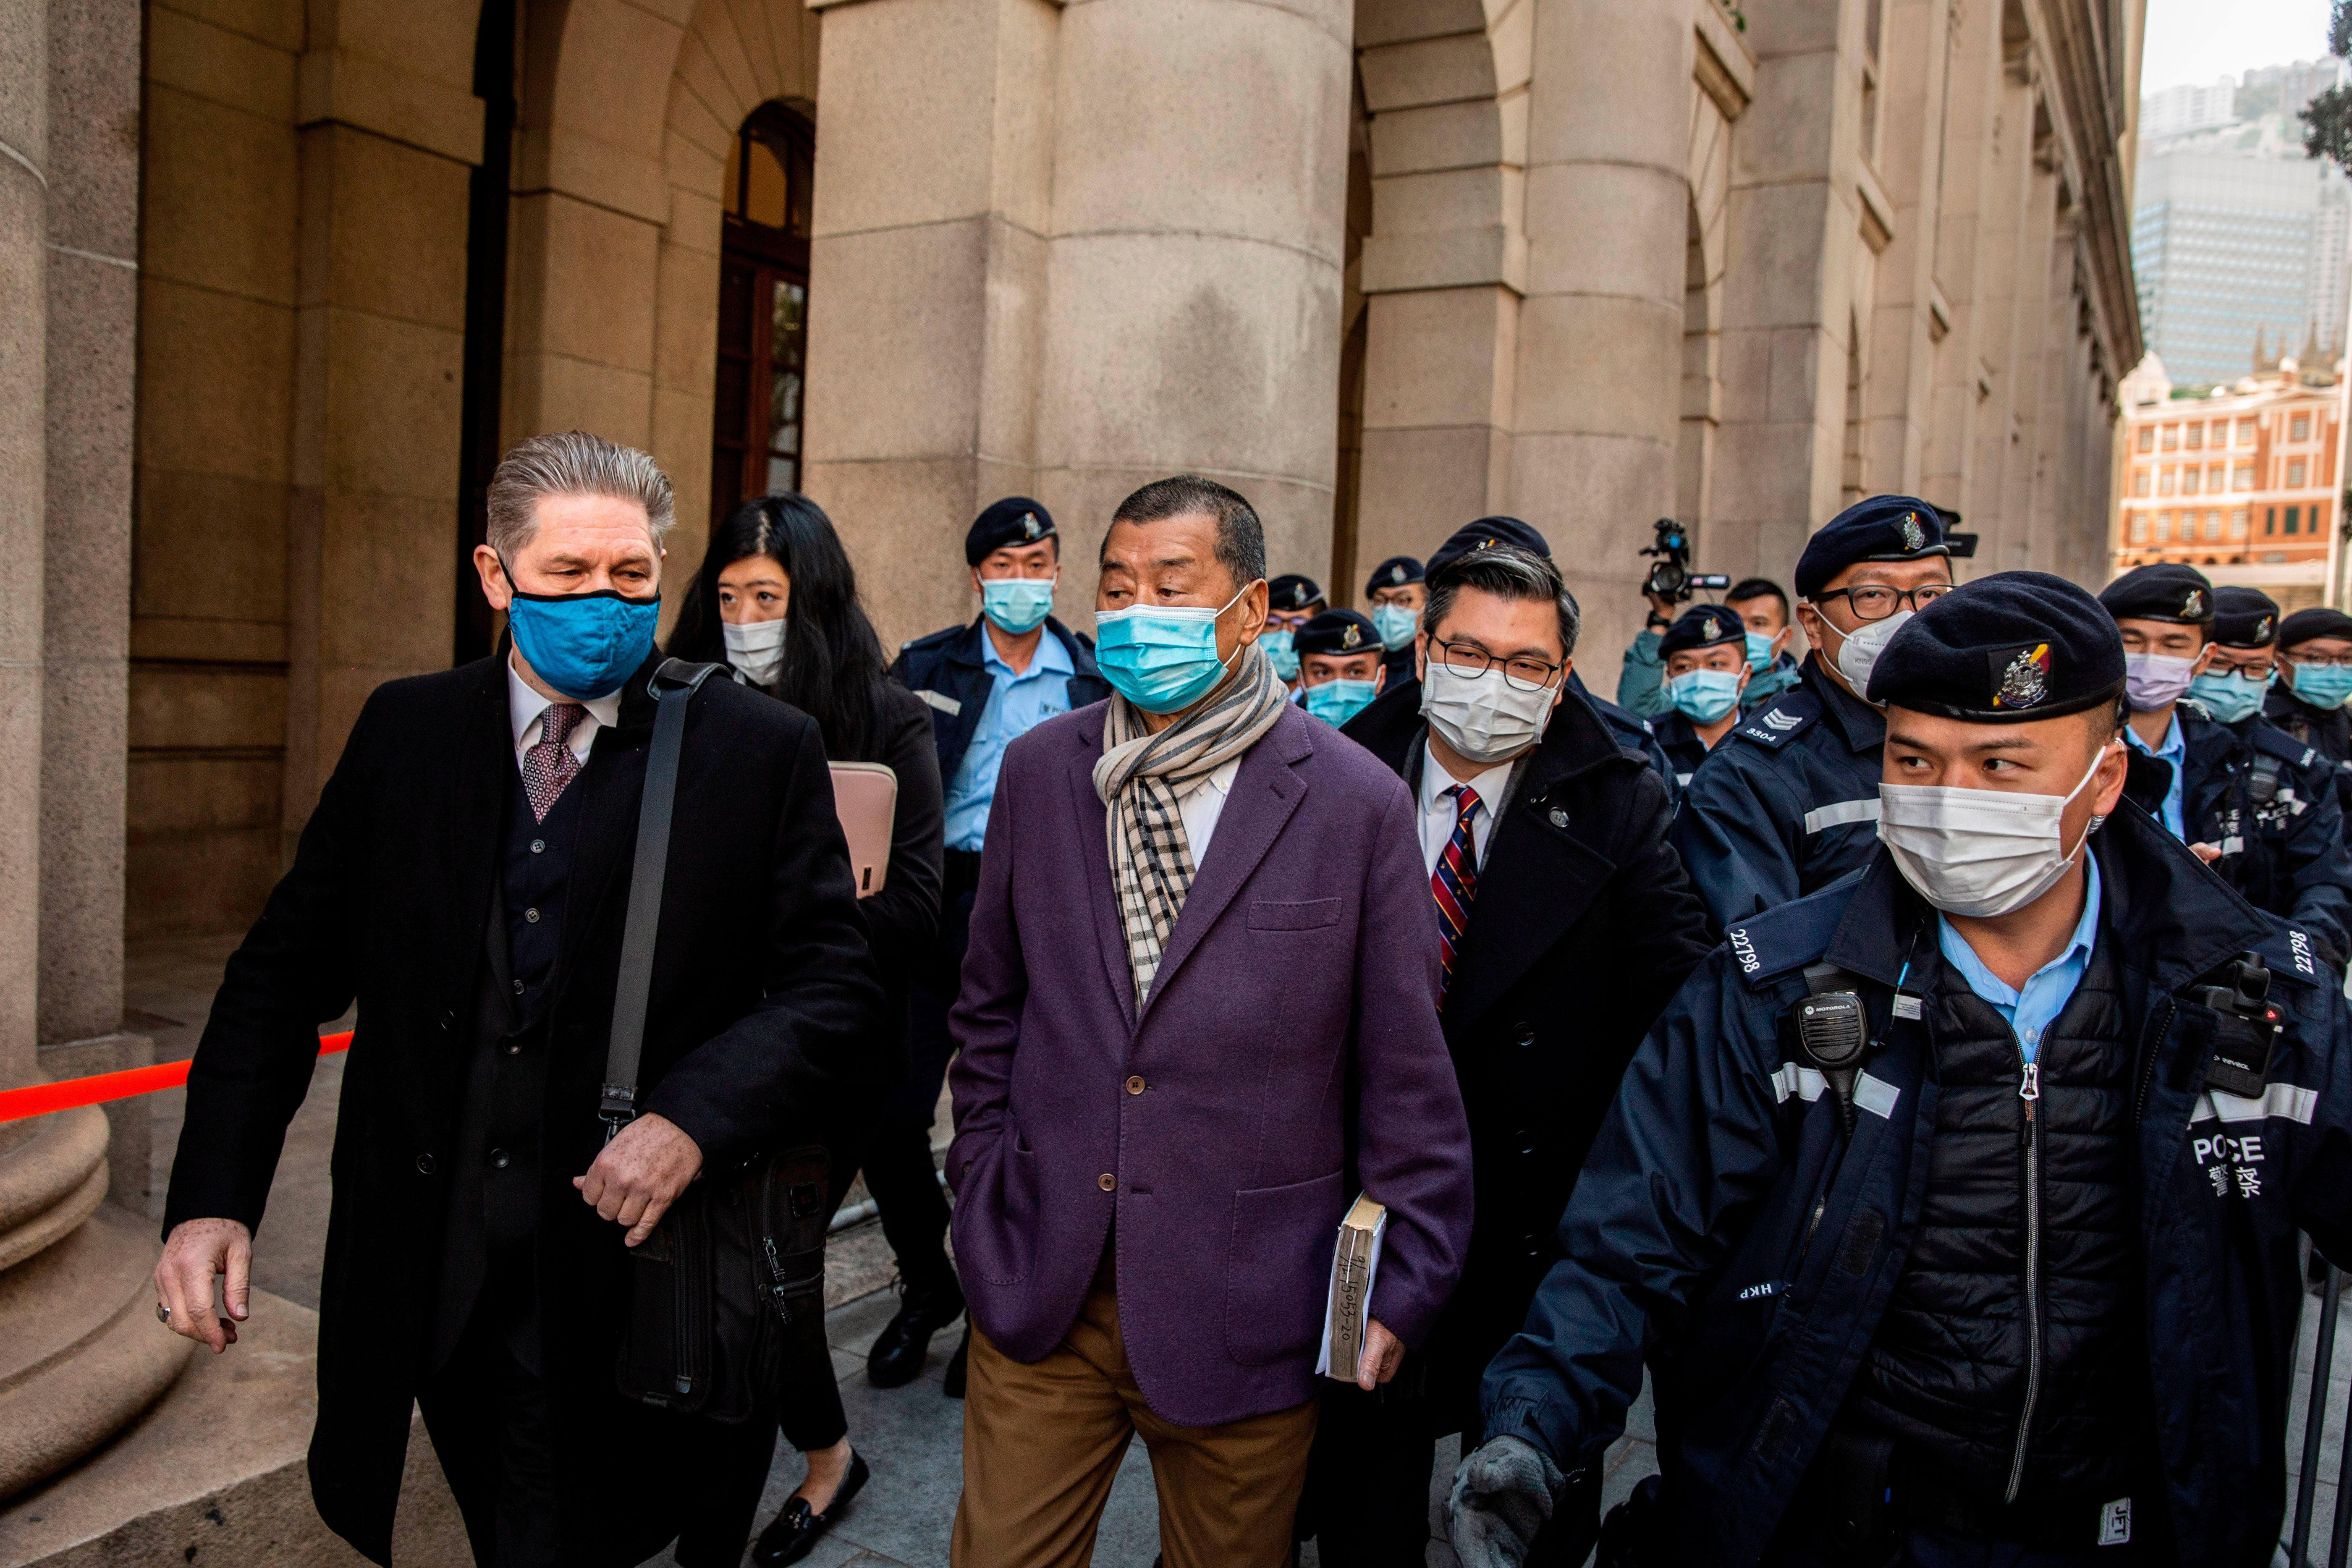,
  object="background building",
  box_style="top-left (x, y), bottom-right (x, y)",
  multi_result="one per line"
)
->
top-left (2111, 352), bottom-right (2343, 609)
top-left (2141, 76), bottom-right (2238, 141)
top-left (0, 0), bottom-right (2146, 1547)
